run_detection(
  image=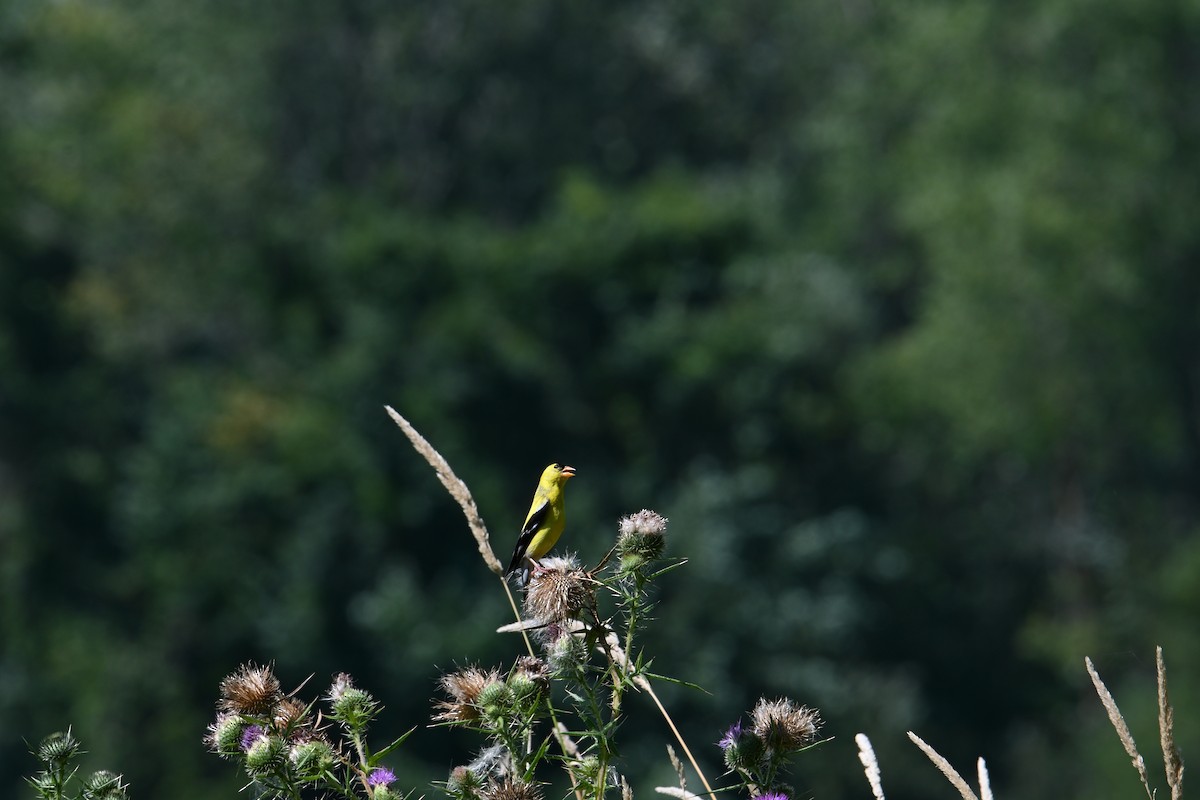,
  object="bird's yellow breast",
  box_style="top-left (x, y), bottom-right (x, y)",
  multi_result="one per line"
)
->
top-left (524, 500), bottom-right (565, 560)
